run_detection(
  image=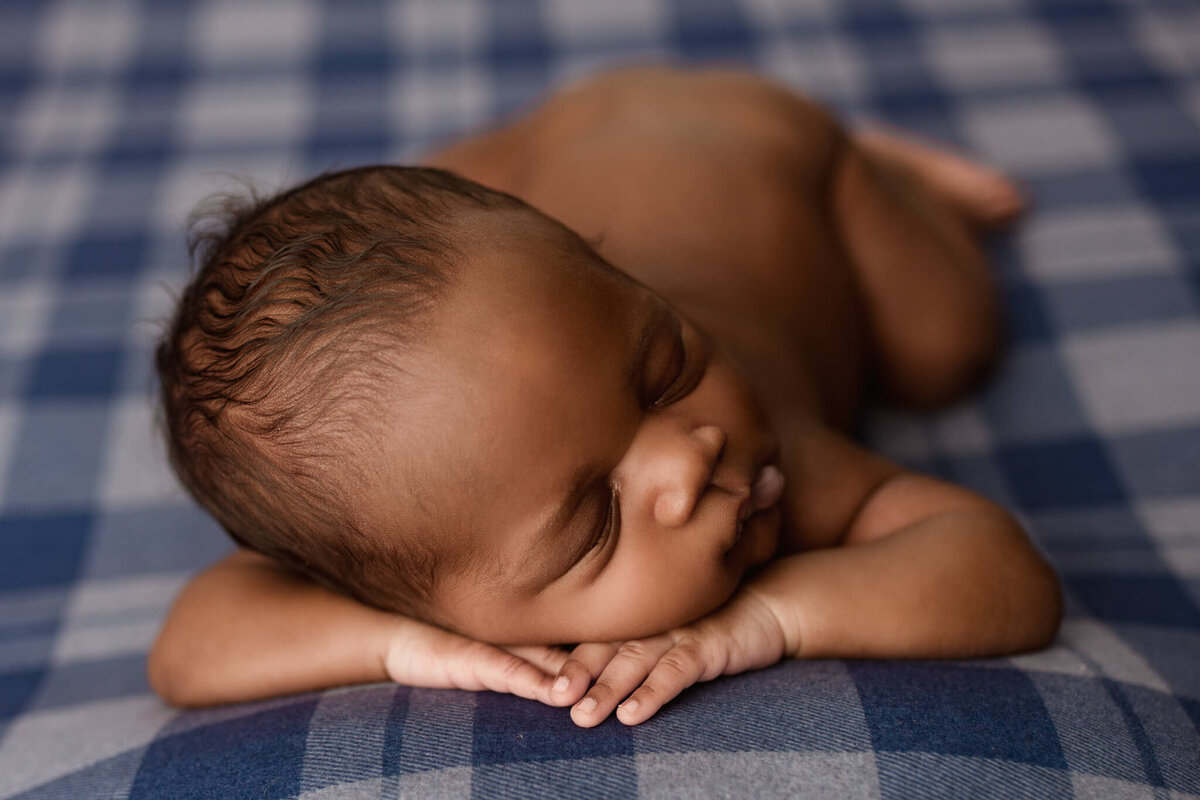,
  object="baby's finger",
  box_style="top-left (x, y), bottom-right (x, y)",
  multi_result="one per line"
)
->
top-left (571, 638), bottom-right (674, 728)
top-left (506, 645), bottom-right (570, 676)
top-left (614, 641), bottom-right (709, 726)
top-left (550, 642), bottom-right (621, 706)
top-left (460, 646), bottom-right (556, 703)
